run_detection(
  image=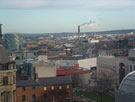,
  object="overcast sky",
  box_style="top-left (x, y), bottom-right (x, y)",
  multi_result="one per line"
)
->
top-left (0, 0), bottom-right (135, 33)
